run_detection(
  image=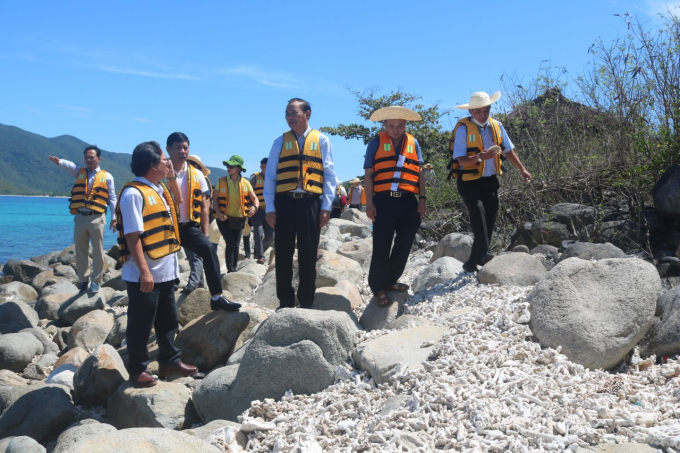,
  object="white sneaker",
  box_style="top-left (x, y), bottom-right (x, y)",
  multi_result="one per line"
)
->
top-left (90, 283), bottom-right (100, 293)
